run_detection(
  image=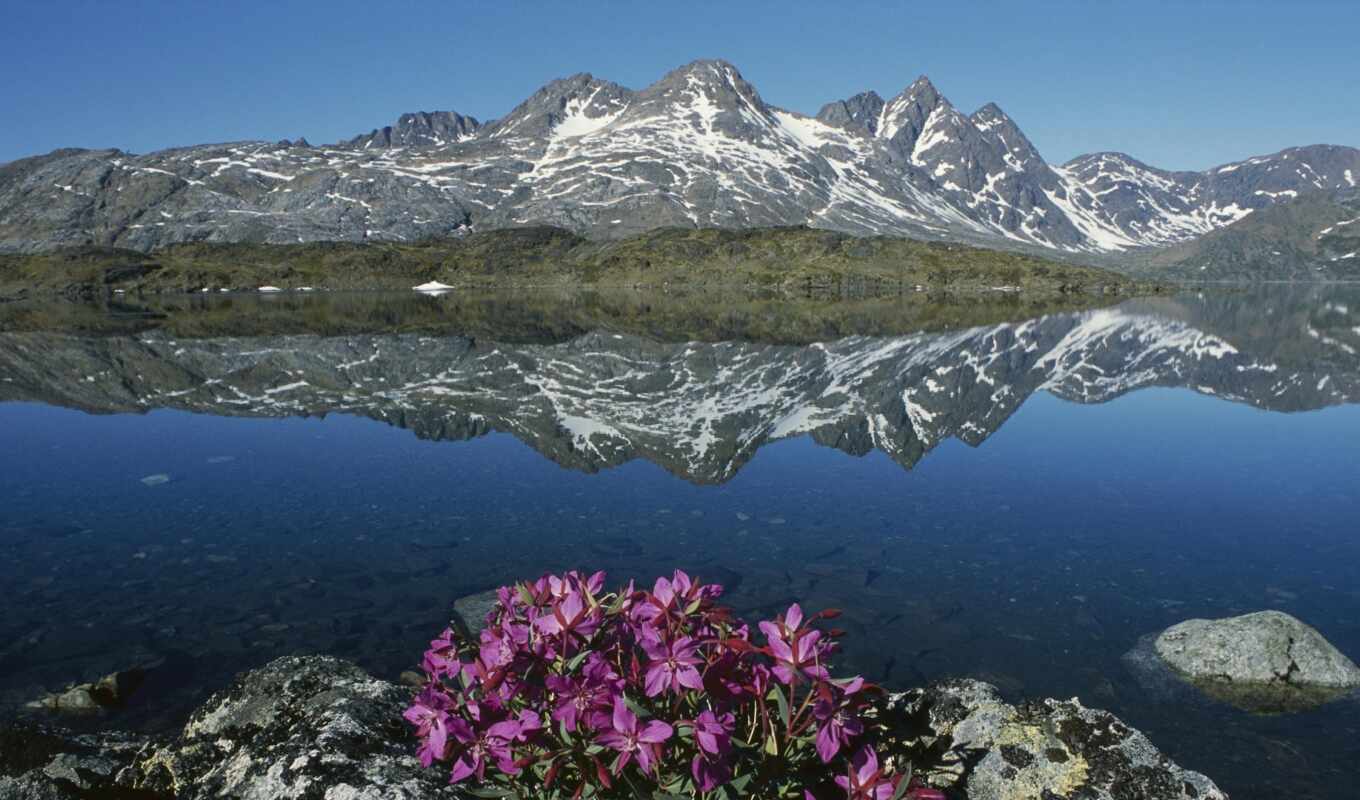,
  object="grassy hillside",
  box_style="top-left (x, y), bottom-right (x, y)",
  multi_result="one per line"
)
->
top-left (0, 225), bottom-right (1152, 299)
